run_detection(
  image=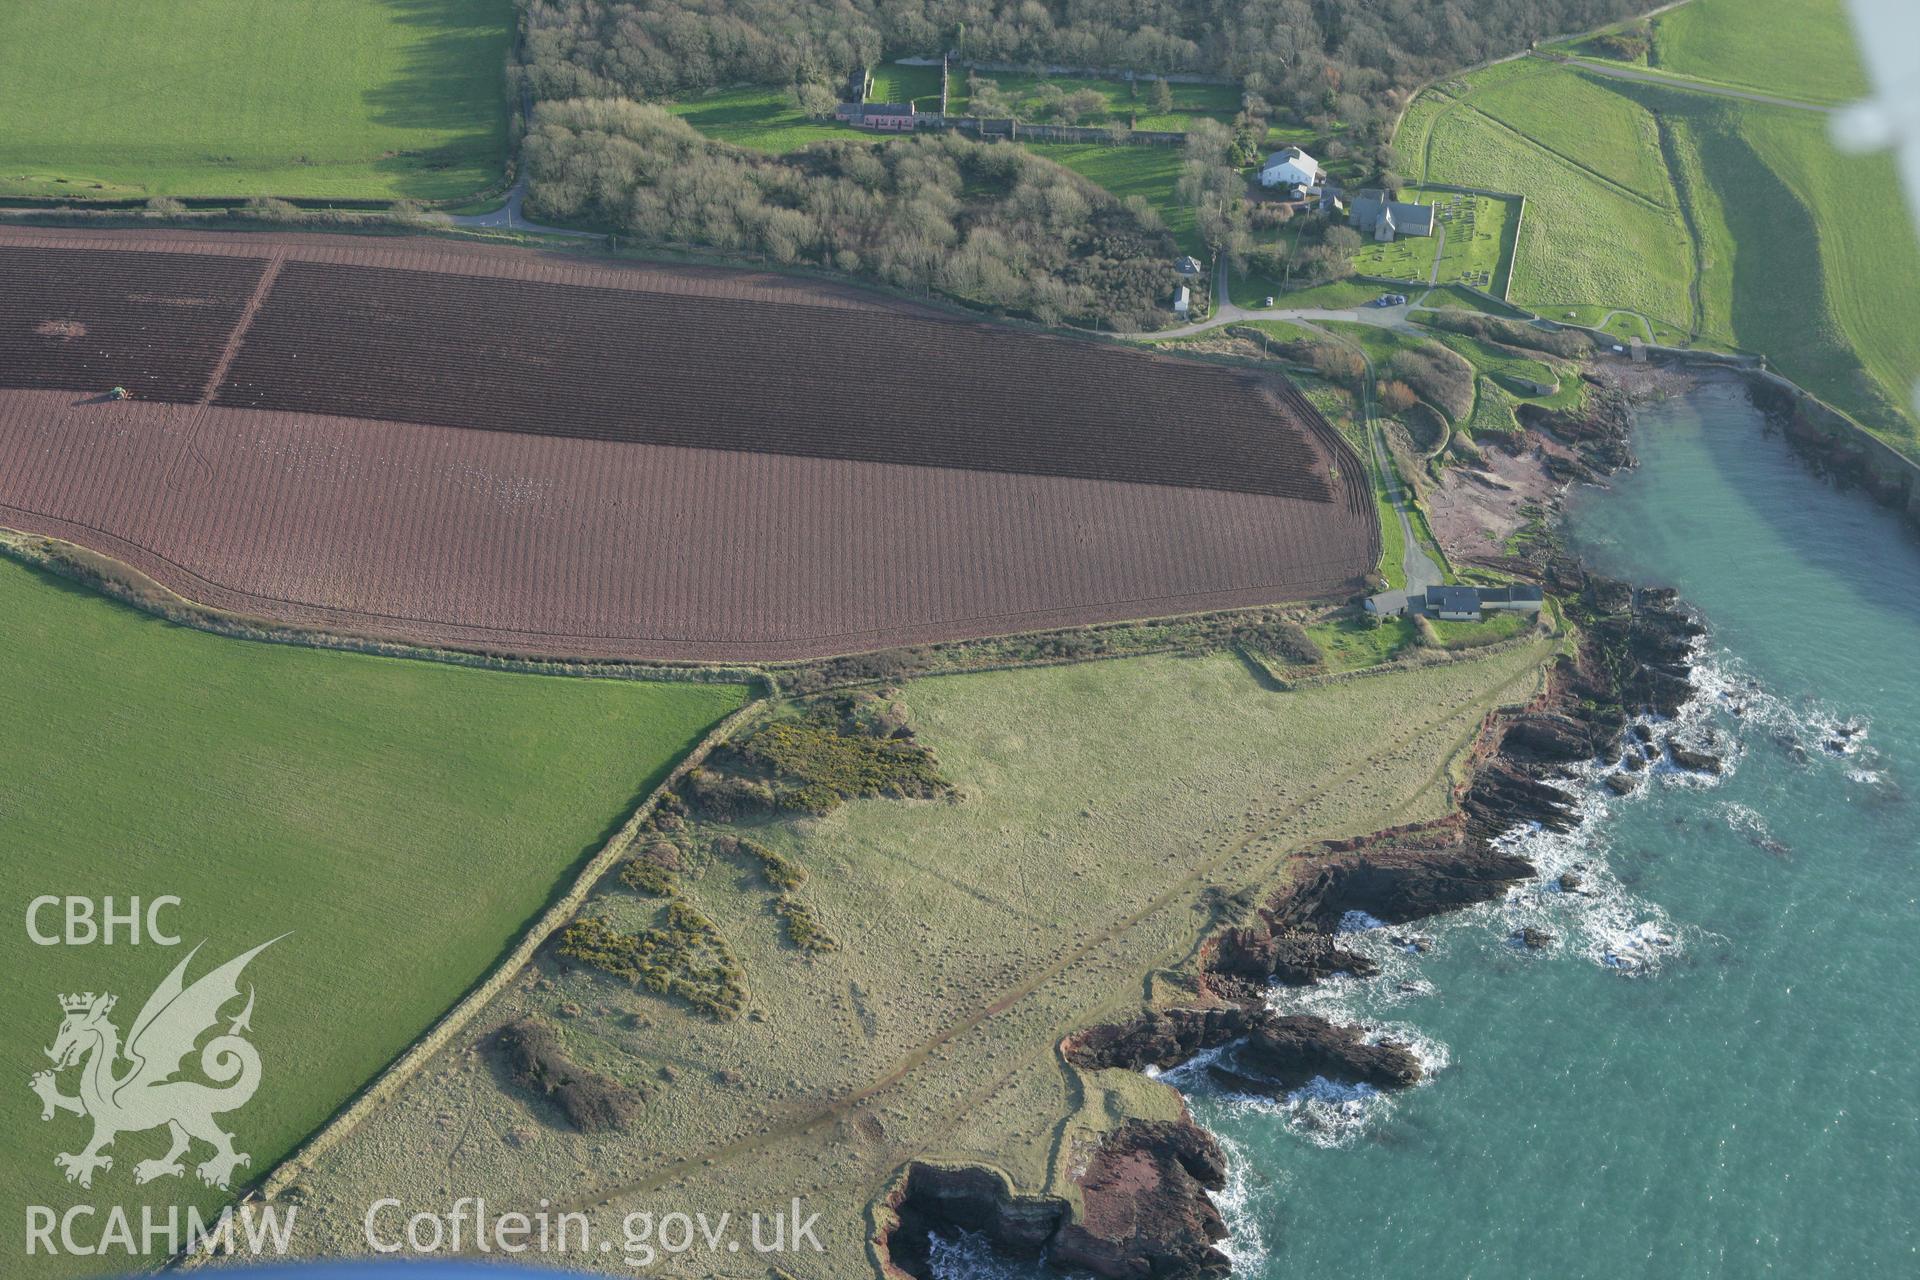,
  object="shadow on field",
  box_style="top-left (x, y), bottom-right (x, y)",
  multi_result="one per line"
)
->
top-left (362, 0), bottom-right (514, 197)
